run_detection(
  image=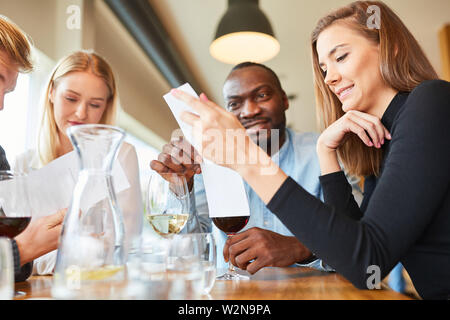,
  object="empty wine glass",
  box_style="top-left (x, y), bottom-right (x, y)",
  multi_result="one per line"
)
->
top-left (146, 171), bottom-right (191, 238)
